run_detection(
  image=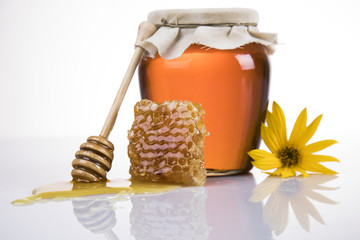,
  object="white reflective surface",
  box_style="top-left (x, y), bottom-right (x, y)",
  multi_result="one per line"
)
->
top-left (0, 136), bottom-right (357, 239)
